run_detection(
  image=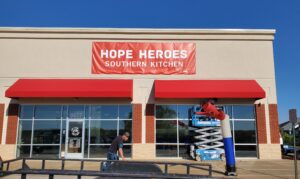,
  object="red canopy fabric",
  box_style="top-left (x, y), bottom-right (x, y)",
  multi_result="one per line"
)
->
top-left (155, 80), bottom-right (265, 99)
top-left (5, 79), bottom-right (133, 99)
